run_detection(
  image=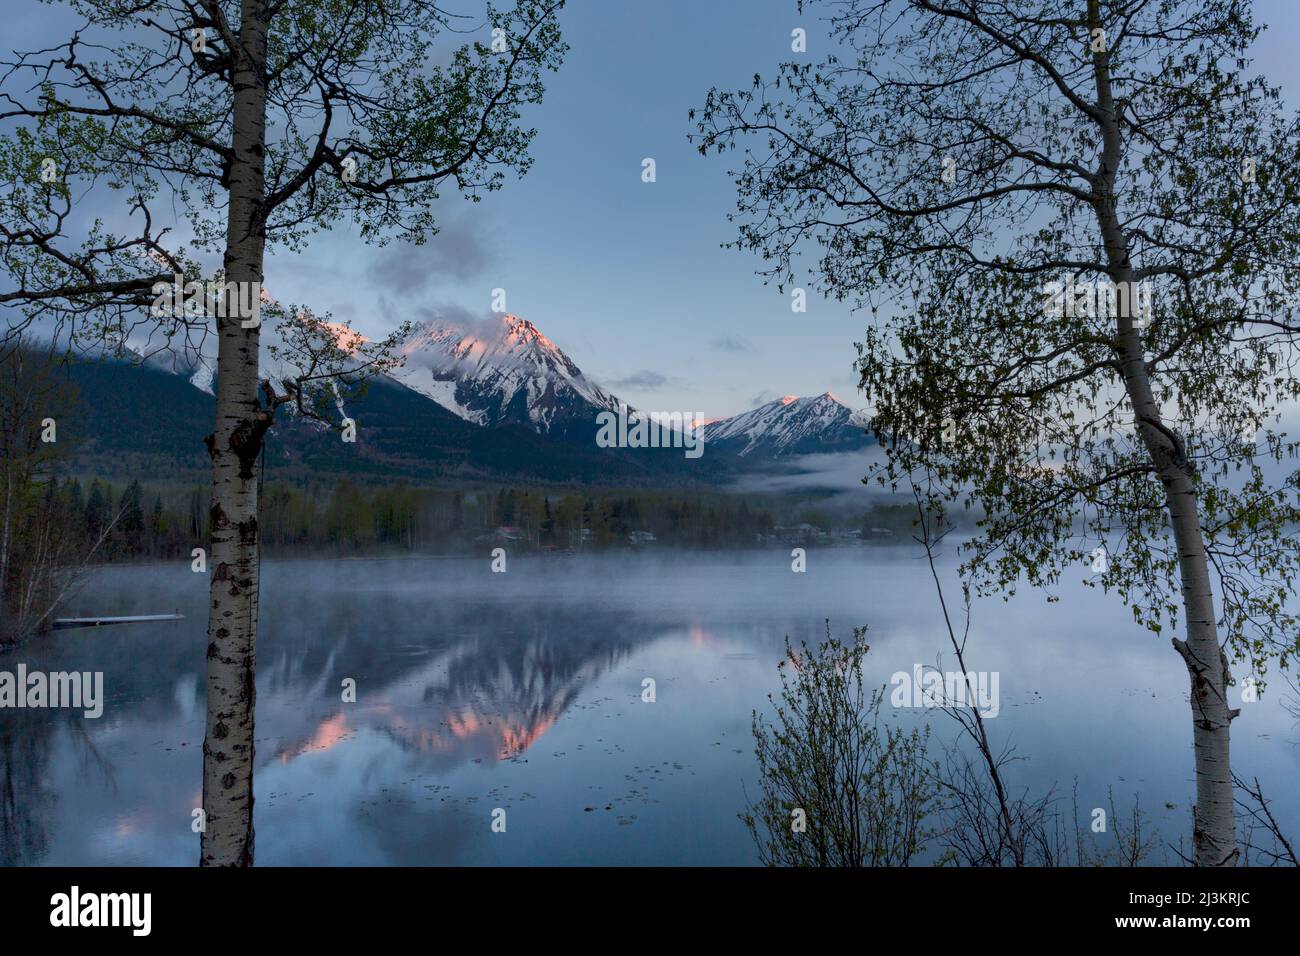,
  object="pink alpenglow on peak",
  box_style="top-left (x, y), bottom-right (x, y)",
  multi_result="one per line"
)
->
top-left (499, 314), bottom-right (557, 348)
top-left (393, 312), bottom-right (627, 437)
top-left (701, 392), bottom-right (872, 458)
top-left (321, 320), bottom-right (366, 354)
